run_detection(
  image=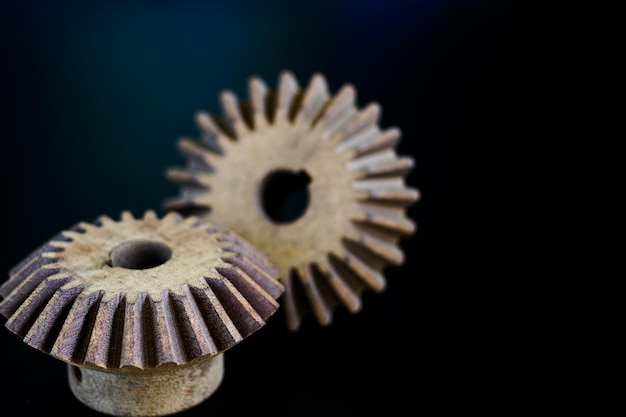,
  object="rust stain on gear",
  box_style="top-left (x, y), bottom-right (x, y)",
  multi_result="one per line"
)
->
top-left (164, 71), bottom-right (419, 331)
